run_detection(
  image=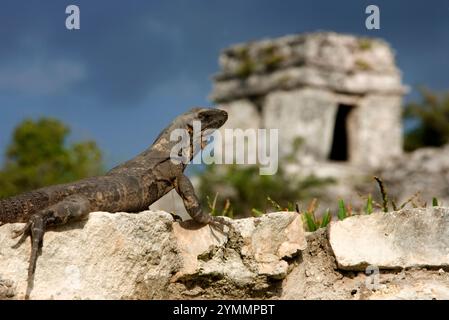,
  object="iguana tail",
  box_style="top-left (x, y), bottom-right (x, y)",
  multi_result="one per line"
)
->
top-left (0, 191), bottom-right (51, 224)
